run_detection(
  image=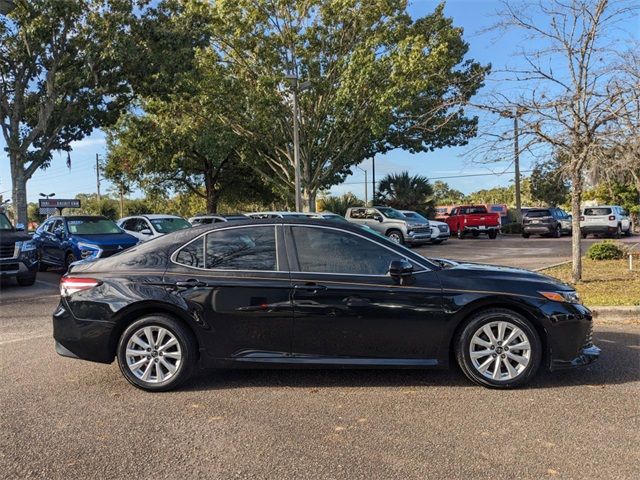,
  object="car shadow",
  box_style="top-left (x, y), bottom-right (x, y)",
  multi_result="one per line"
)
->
top-left (181, 329), bottom-right (639, 392)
